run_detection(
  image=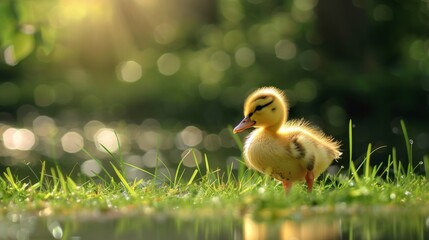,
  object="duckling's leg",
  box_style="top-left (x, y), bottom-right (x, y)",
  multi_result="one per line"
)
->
top-left (305, 171), bottom-right (314, 192)
top-left (282, 181), bottom-right (293, 194)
